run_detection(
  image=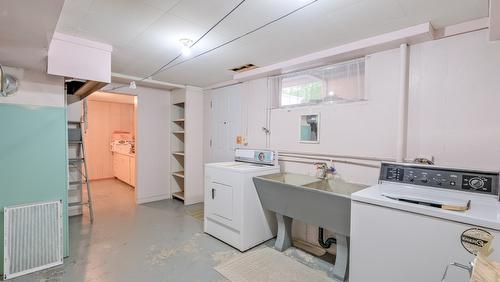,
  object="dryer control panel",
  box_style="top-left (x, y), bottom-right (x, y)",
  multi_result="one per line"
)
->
top-left (379, 162), bottom-right (499, 197)
top-left (234, 148), bottom-right (276, 166)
